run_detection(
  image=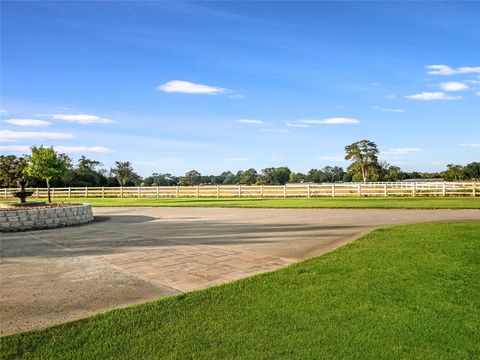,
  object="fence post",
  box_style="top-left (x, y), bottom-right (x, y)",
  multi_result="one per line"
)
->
top-left (307, 184), bottom-right (311, 198)
top-left (357, 183), bottom-right (361, 197)
top-left (36, 188), bottom-right (39, 198)
top-left (137, 186), bottom-right (140, 198)
top-left (332, 183), bottom-right (335, 197)
top-left (102, 186), bottom-right (105, 198)
top-left (238, 185), bottom-right (242, 198)
top-left (473, 182), bottom-right (476, 197)
top-left (216, 185), bottom-right (220, 198)
top-left (85, 187), bottom-right (88, 198)
top-left (442, 182), bottom-right (446, 197)
top-left (196, 186), bottom-right (199, 198)
top-left (68, 187), bottom-right (71, 198)
top-left (156, 186), bottom-right (159, 198)
top-left (283, 185), bottom-right (287, 198)
top-left (412, 182), bottom-right (416, 197)
top-left (260, 185), bottom-right (264, 197)
top-left (52, 187), bottom-right (56, 198)
top-left (384, 183), bottom-right (388, 197)
top-left (120, 186), bottom-right (123, 198)
top-left (176, 186), bottom-right (179, 198)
